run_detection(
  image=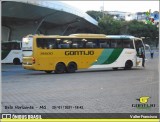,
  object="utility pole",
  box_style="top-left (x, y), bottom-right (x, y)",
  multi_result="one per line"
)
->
top-left (100, 1), bottom-right (105, 18)
top-left (103, 1), bottom-right (104, 18)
